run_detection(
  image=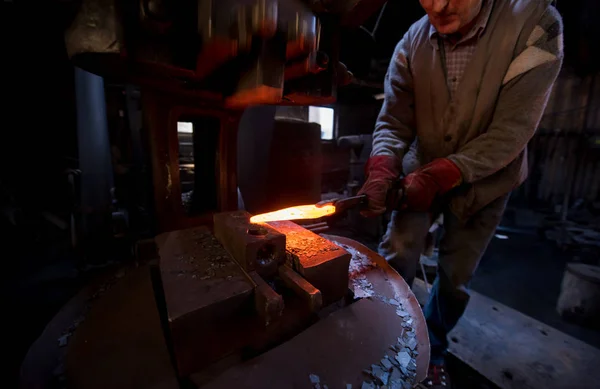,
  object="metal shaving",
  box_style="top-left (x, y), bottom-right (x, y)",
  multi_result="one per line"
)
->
top-left (309, 374), bottom-right (320, 384)
top-left (332, 239), bottom-right (414, 324)
top-left (381, 357), bottom-right (394, 370)
top-left (333, 240), bottom-right (378, 298)
top-left (352, 274), bottom-right (375, 298)
top-left (406, 337), bottom-right (418, 351)
top-left (309, 373), bottom-right (332, 389)
top-left (57, 333), bottom-right (70, 347)
top-left (408, 361), bottom-right (417, 372)
top-left (175, 231), bottom-right (243, 281)
top-left (328, 240), bottom-right (420, 389)
top-left (370, 365), bottom-right (387, 385)
top-left (389, 367), bottom-right (403, 389)
top-left (357, 327), bottom-right (419, 389)
top-left (395, 351), bottom-right (411, 368)
top-left (332, 241), bottom-right (373, 275)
